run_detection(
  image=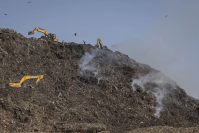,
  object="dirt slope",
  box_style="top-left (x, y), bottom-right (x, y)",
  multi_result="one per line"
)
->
top-left (0, 28), bottom-right (199, 133)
